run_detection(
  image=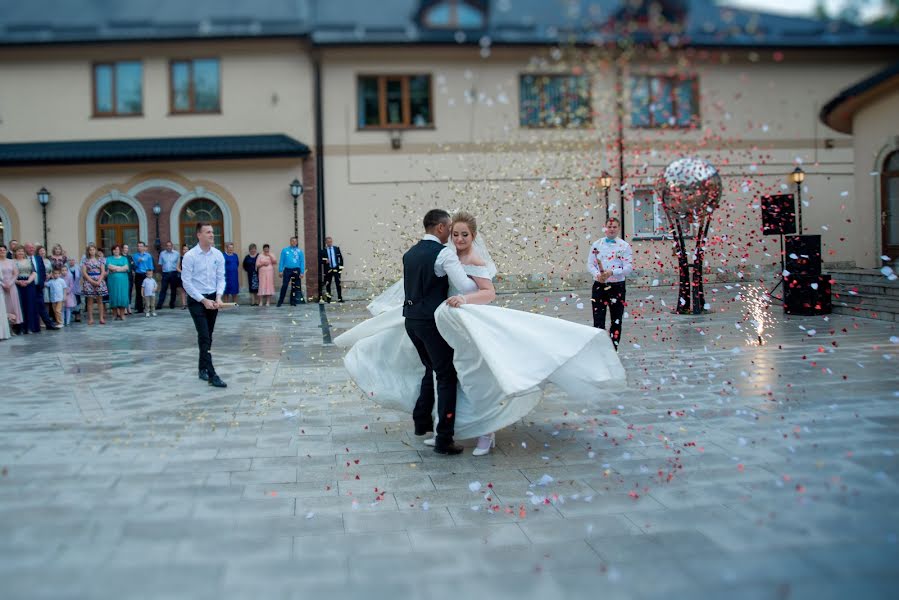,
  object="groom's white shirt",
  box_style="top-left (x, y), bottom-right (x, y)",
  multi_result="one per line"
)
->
top-left (423, 234), bottom-right (472, 293)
